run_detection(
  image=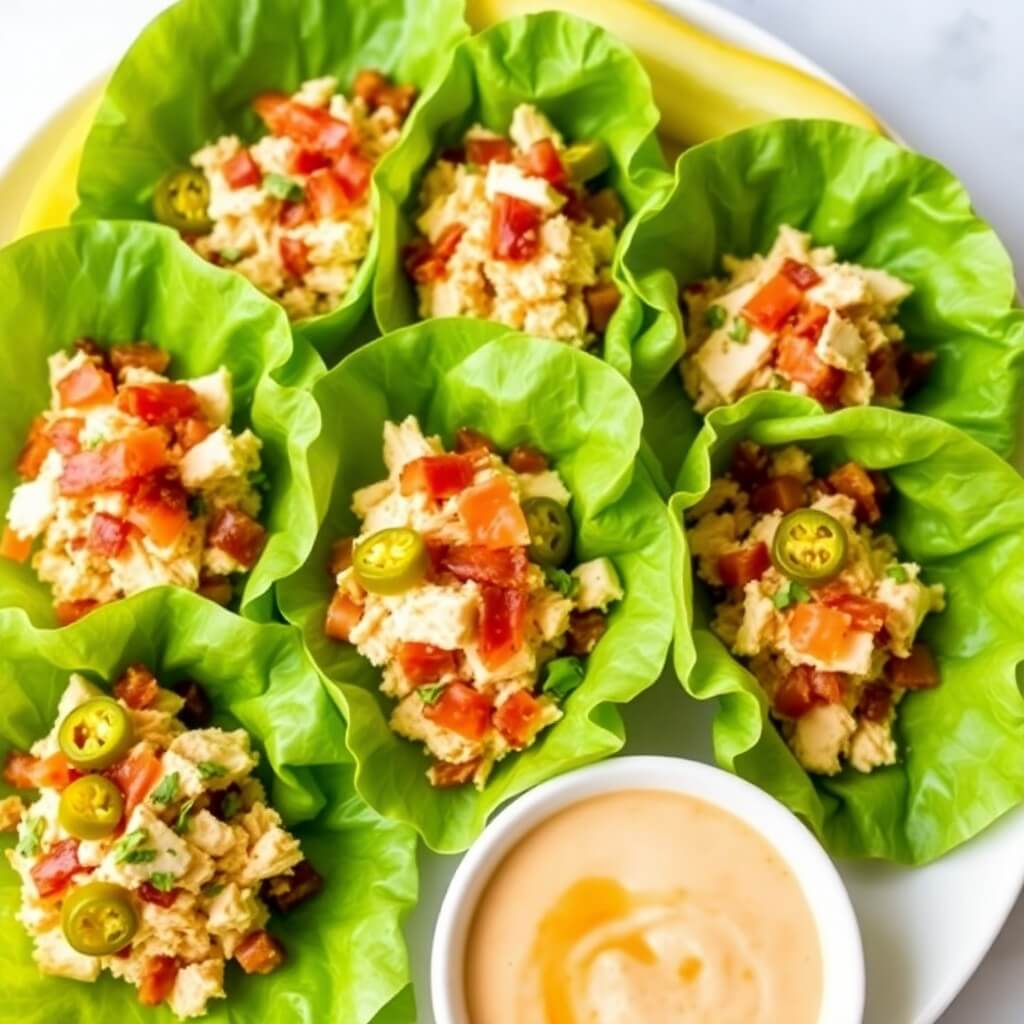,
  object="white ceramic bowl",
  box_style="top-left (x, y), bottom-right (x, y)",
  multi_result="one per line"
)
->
top-left (431, 755), bottom-right (864, 1024)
